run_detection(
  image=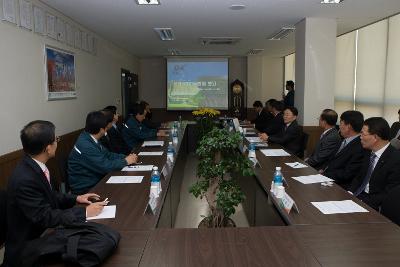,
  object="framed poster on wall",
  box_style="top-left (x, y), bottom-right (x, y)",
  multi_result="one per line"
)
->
top-left (45, 46), bottom-right (76, 100)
